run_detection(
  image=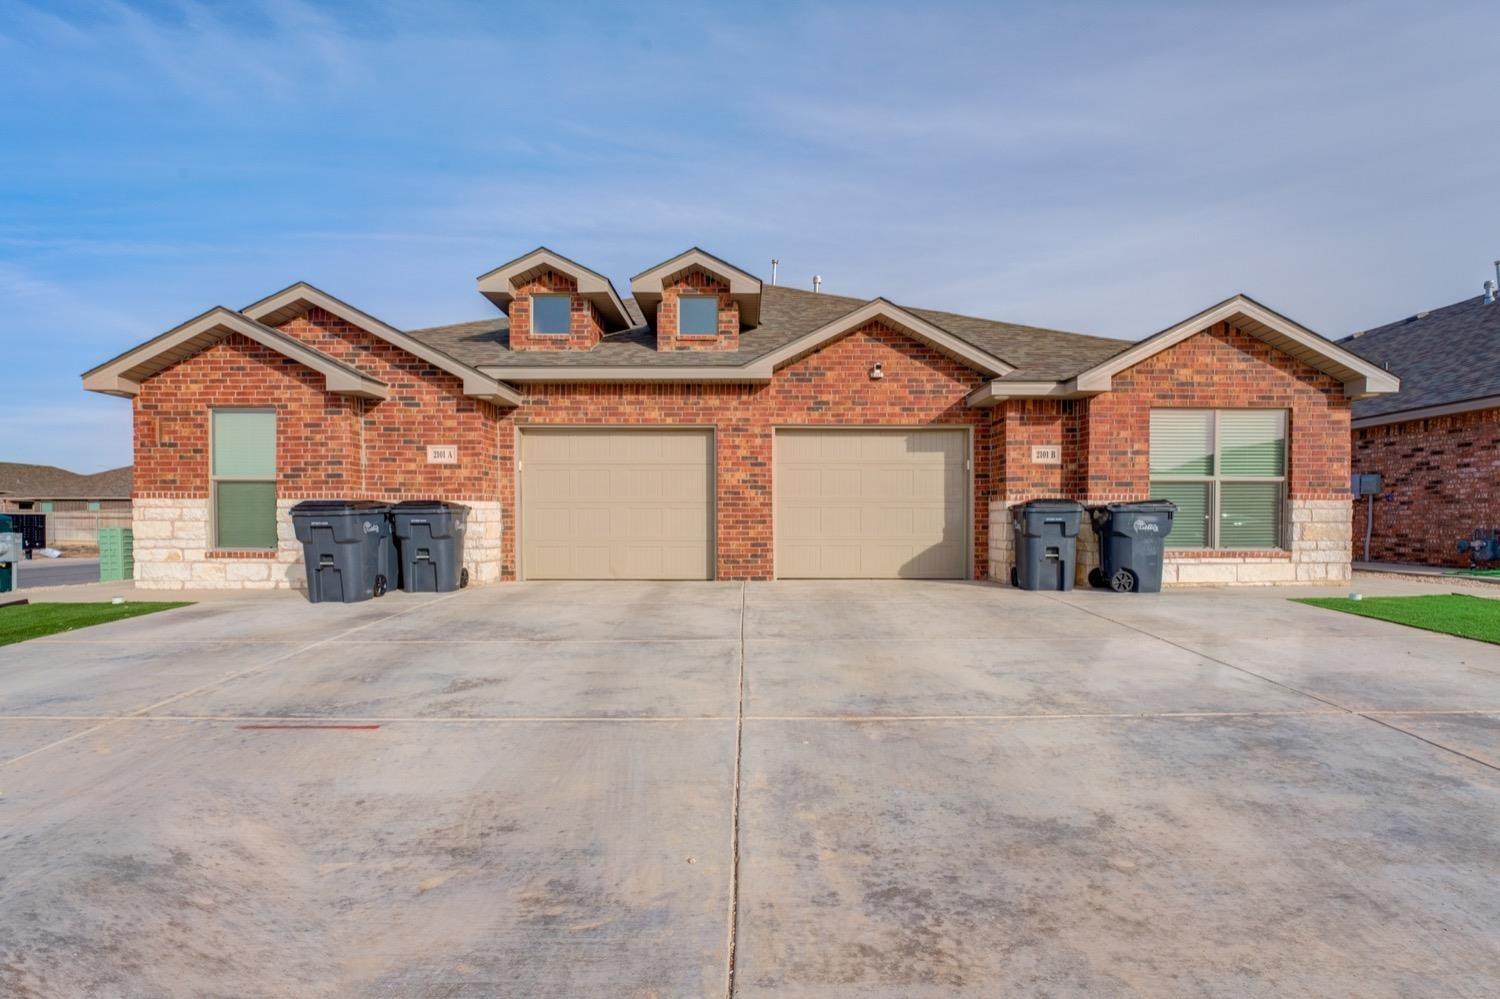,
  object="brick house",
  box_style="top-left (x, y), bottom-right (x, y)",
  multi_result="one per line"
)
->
top-left (82, 247), bottom-right (1398, 589)
top-left (1341, 287), bottom-right (1500, 567)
